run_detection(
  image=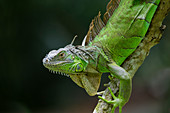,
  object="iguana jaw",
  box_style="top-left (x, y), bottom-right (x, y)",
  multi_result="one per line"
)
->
top-left (43, 59), bottom-right (71, 75)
